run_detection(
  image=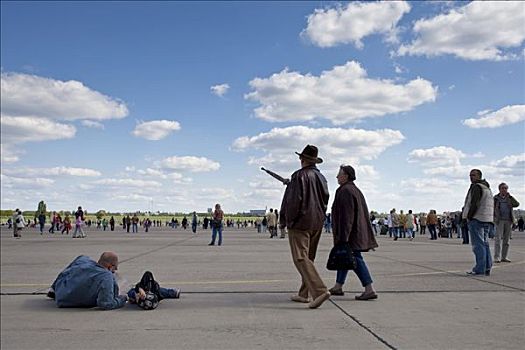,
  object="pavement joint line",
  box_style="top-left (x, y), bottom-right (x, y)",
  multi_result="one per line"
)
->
top-left (4, 290), bottom-right (522, 296)
top-left (389, 260), bottom-right (525, 277)
top-left (372, 254), bottom-right (525, 292)
top-left (329, 299), bottom-right (397, 350)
